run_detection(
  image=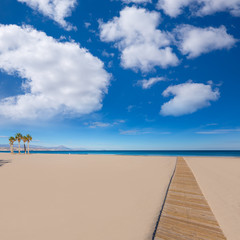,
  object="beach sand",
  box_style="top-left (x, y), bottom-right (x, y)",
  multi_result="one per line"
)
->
top-left (0, 153), bottom-right (175, 240)
top-left (1, 154), bottom-right (239, 240)
top-left (186, 157), bottom-right (240, 240)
